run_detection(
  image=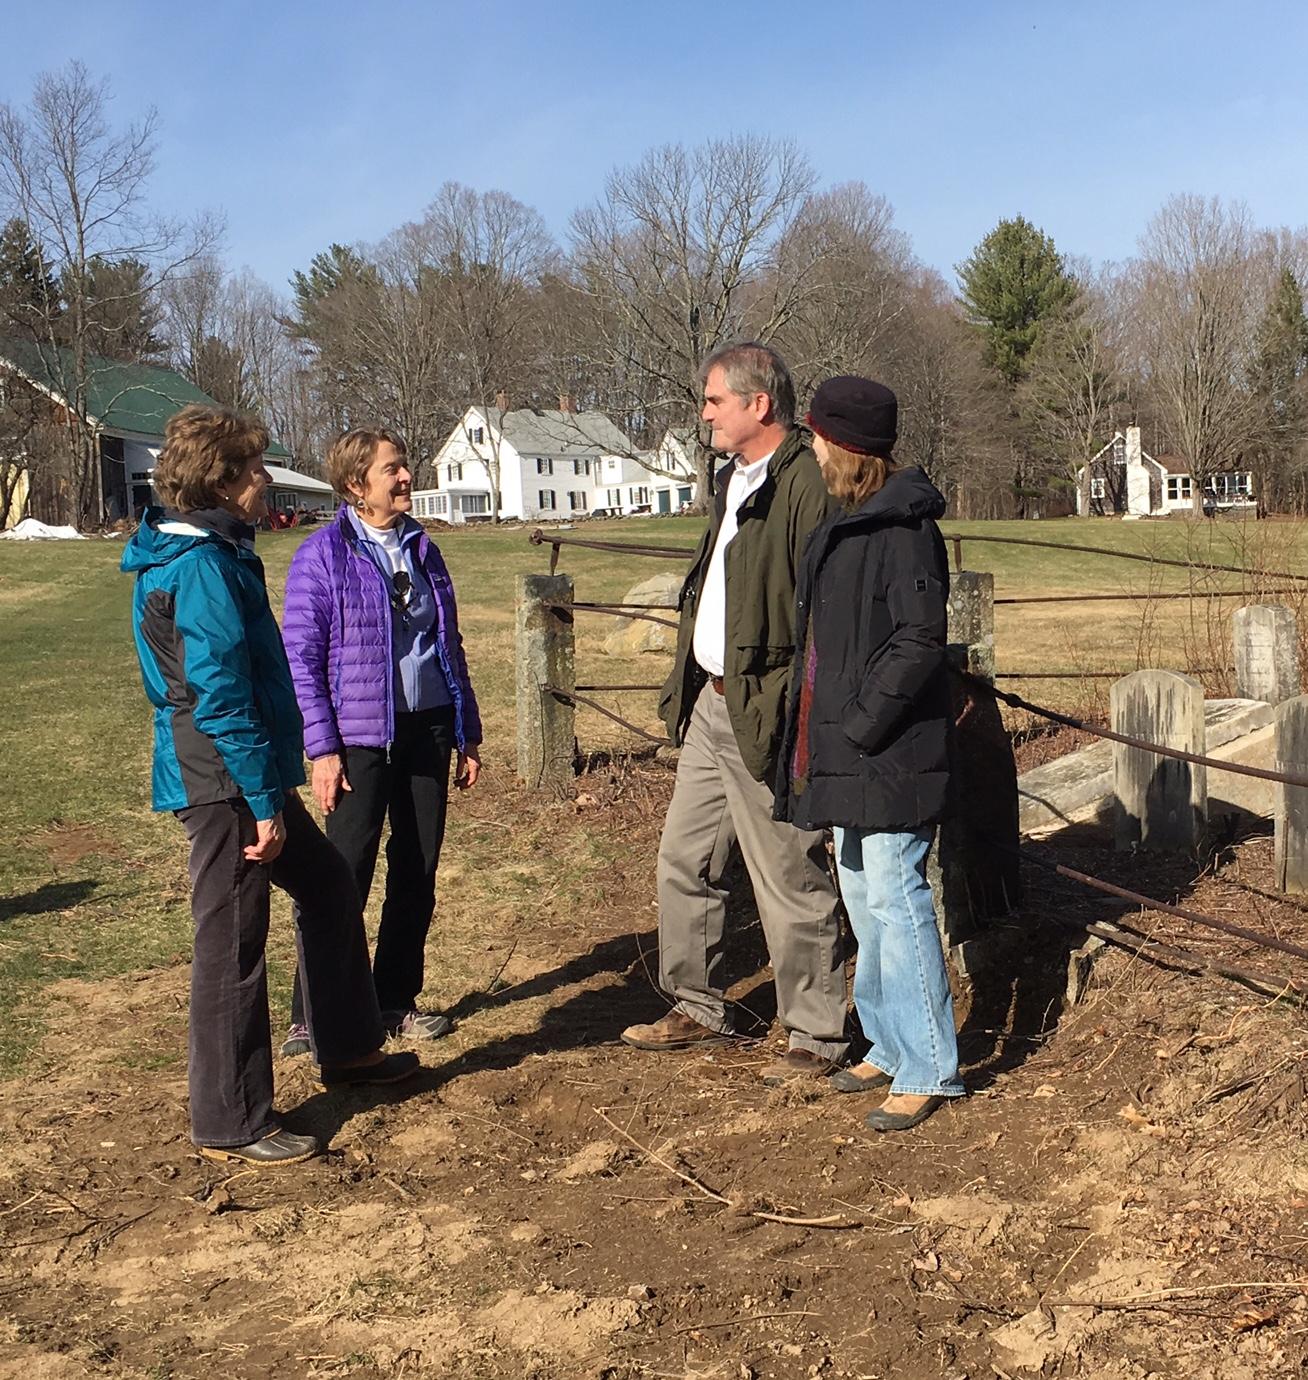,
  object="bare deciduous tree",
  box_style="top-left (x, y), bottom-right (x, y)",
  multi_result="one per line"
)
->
top-left (1130, 195), bottom-right (1265, 513)
top-left (768, 181), bottom-right (913, 397)
top-left (420, 182), bottom-right (555, 517)
top-left (0, 61), bottom-right (219, 524)
top-left (570, 136), bottom-right (818, 505)
top-left (1019, 274), bottom-right (1128, 507)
